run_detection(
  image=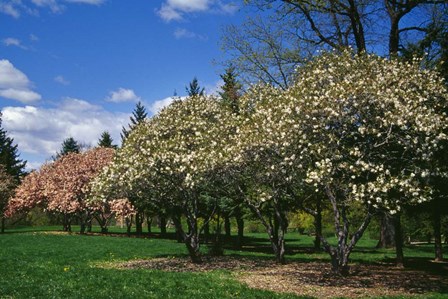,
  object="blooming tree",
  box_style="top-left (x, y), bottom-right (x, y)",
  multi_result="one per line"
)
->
top-left (241, 51), bottom-right (448, 274)
top-left (7, 148), bottom-right (115, 232)
top-left (92, 95), bottom-right (236, 262)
